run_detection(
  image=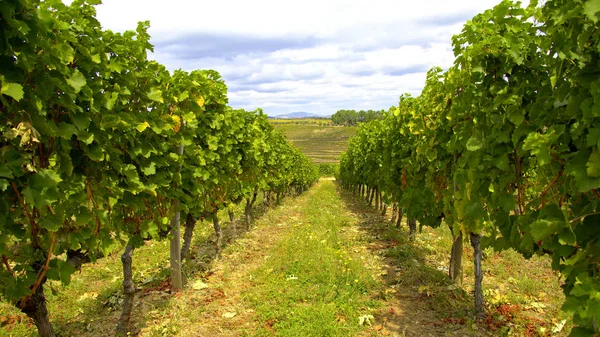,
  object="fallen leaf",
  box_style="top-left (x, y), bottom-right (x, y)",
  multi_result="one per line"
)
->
top-left (285, 275), bottom-right (298, 281)
top-left (77, 292), bottom-right (99, 302)
top-left (359, 314), bottom-right (374, 326)
top-left (222, 312), bottom-right (236, 318)
top-left (552, 319), bottom-right (566, 333)
top-left (192, 280), bottom-right (209, 290)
